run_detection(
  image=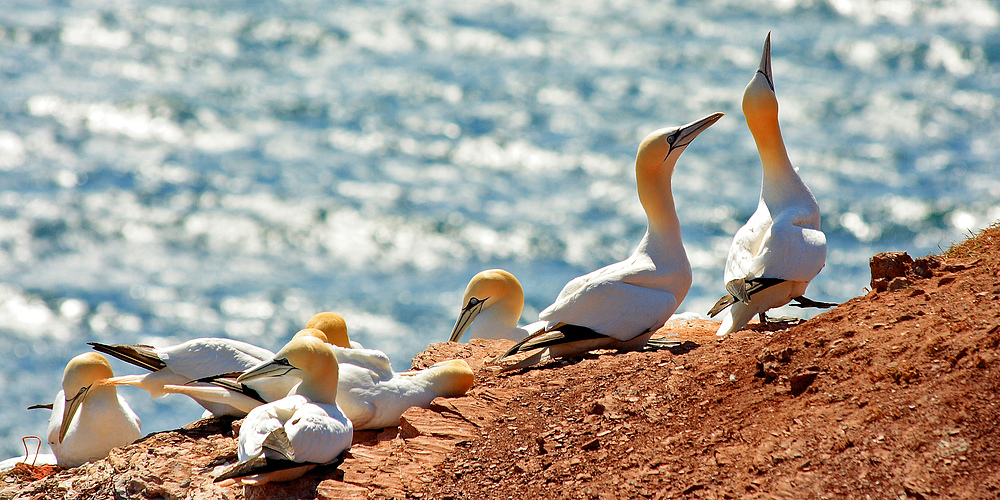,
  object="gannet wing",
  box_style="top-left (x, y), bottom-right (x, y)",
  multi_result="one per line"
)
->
top-left (283, 402), bottom-right (352, 464)
top-left (331, 346), bottom-right (394, 381)
top-left (744, 219), bottom-right (826, 283)
top-left (539, 278), bottom-right (679, 341)
top-left (156, 338), bottom-right (274, 380)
